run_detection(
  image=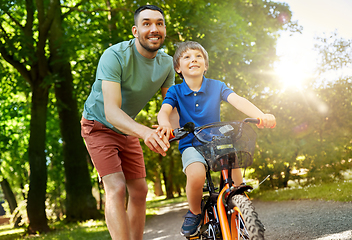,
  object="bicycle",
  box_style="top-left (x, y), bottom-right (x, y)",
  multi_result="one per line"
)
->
top-left (170, 118), bottom-right (269, 240)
